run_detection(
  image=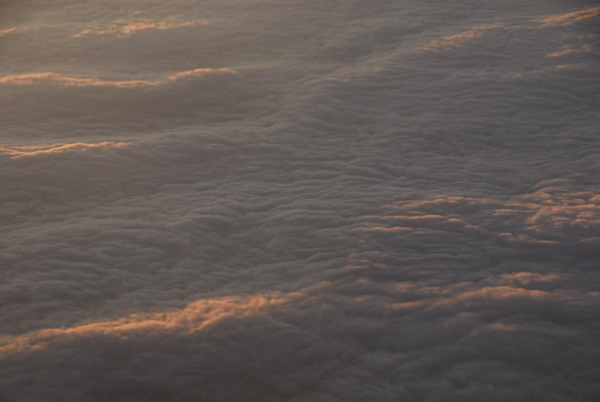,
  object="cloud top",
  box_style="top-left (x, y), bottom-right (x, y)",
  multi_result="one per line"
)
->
top-left (1, 1), bottom-right (599, 400)
top-left (0, 68), bottom-right (235, 88)
top-left (0, 142), bottom-right (129, 158)
top-left (73, 18), bottom-right (209, 38)
top-left (534, 6), bottom-right (600, 27)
